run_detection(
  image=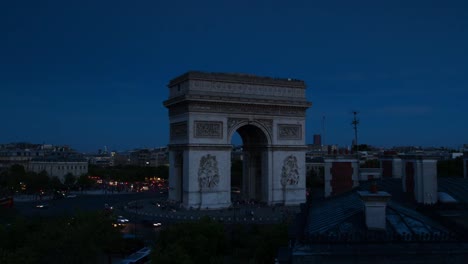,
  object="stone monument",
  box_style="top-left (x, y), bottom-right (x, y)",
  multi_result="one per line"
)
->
top-left (163, 71), bottom-right (312, 209)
